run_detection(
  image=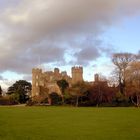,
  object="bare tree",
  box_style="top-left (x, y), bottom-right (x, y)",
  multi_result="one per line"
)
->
top-left (126, 61), bottom-right (140, 107)
top-left (112, 53), bottom-right (136, 95)
top-left (68, 82), bottom-right (89, 107)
